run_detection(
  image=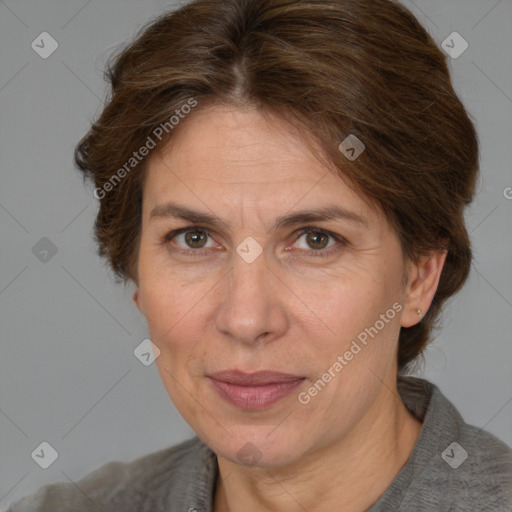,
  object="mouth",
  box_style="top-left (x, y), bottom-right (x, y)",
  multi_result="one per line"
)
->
top-left (207, 370), bottom-right (306, 410)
